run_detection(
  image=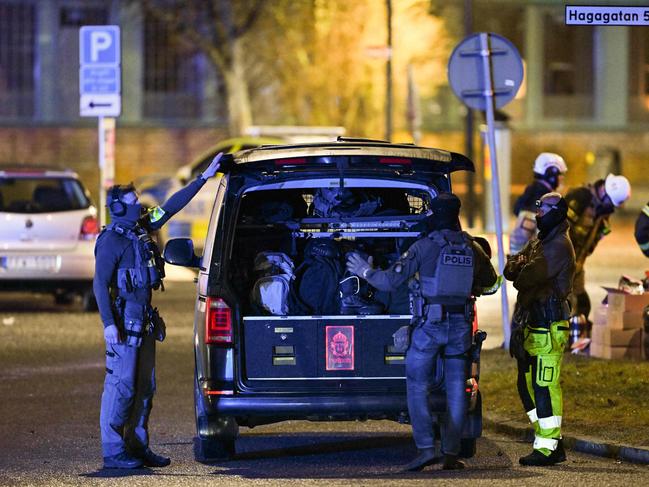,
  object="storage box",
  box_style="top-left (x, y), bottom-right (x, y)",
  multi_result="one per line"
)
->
top-left (591, 326), bottom-right (641, 347)
top-left (601, 289), bottom-right (649, 330)
top-left (593, 304), bottom-right (608, 327)
top-left (590, 342), bottom-right (643, 360)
